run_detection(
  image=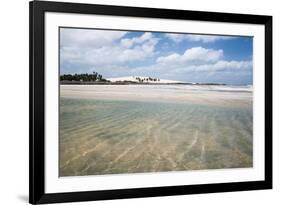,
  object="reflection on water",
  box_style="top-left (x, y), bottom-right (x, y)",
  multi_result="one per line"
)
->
top-left (59, 98), bottom-right (253, 177)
